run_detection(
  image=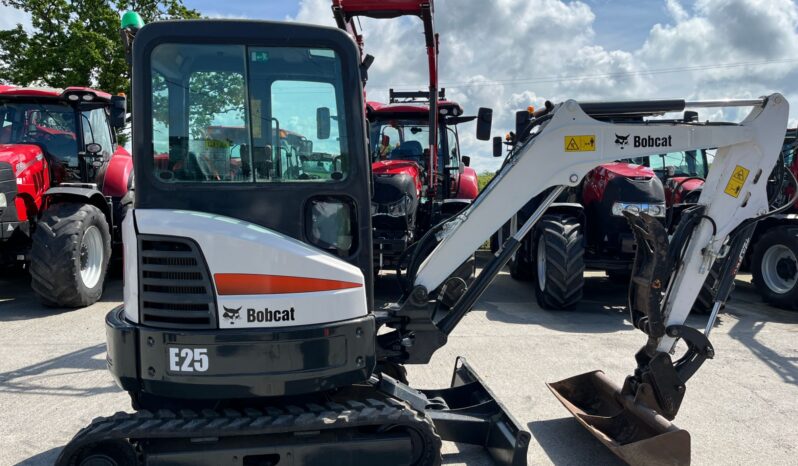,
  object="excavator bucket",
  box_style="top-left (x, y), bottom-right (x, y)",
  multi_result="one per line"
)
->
top-left (547, 371), bottom-right (690, 466)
